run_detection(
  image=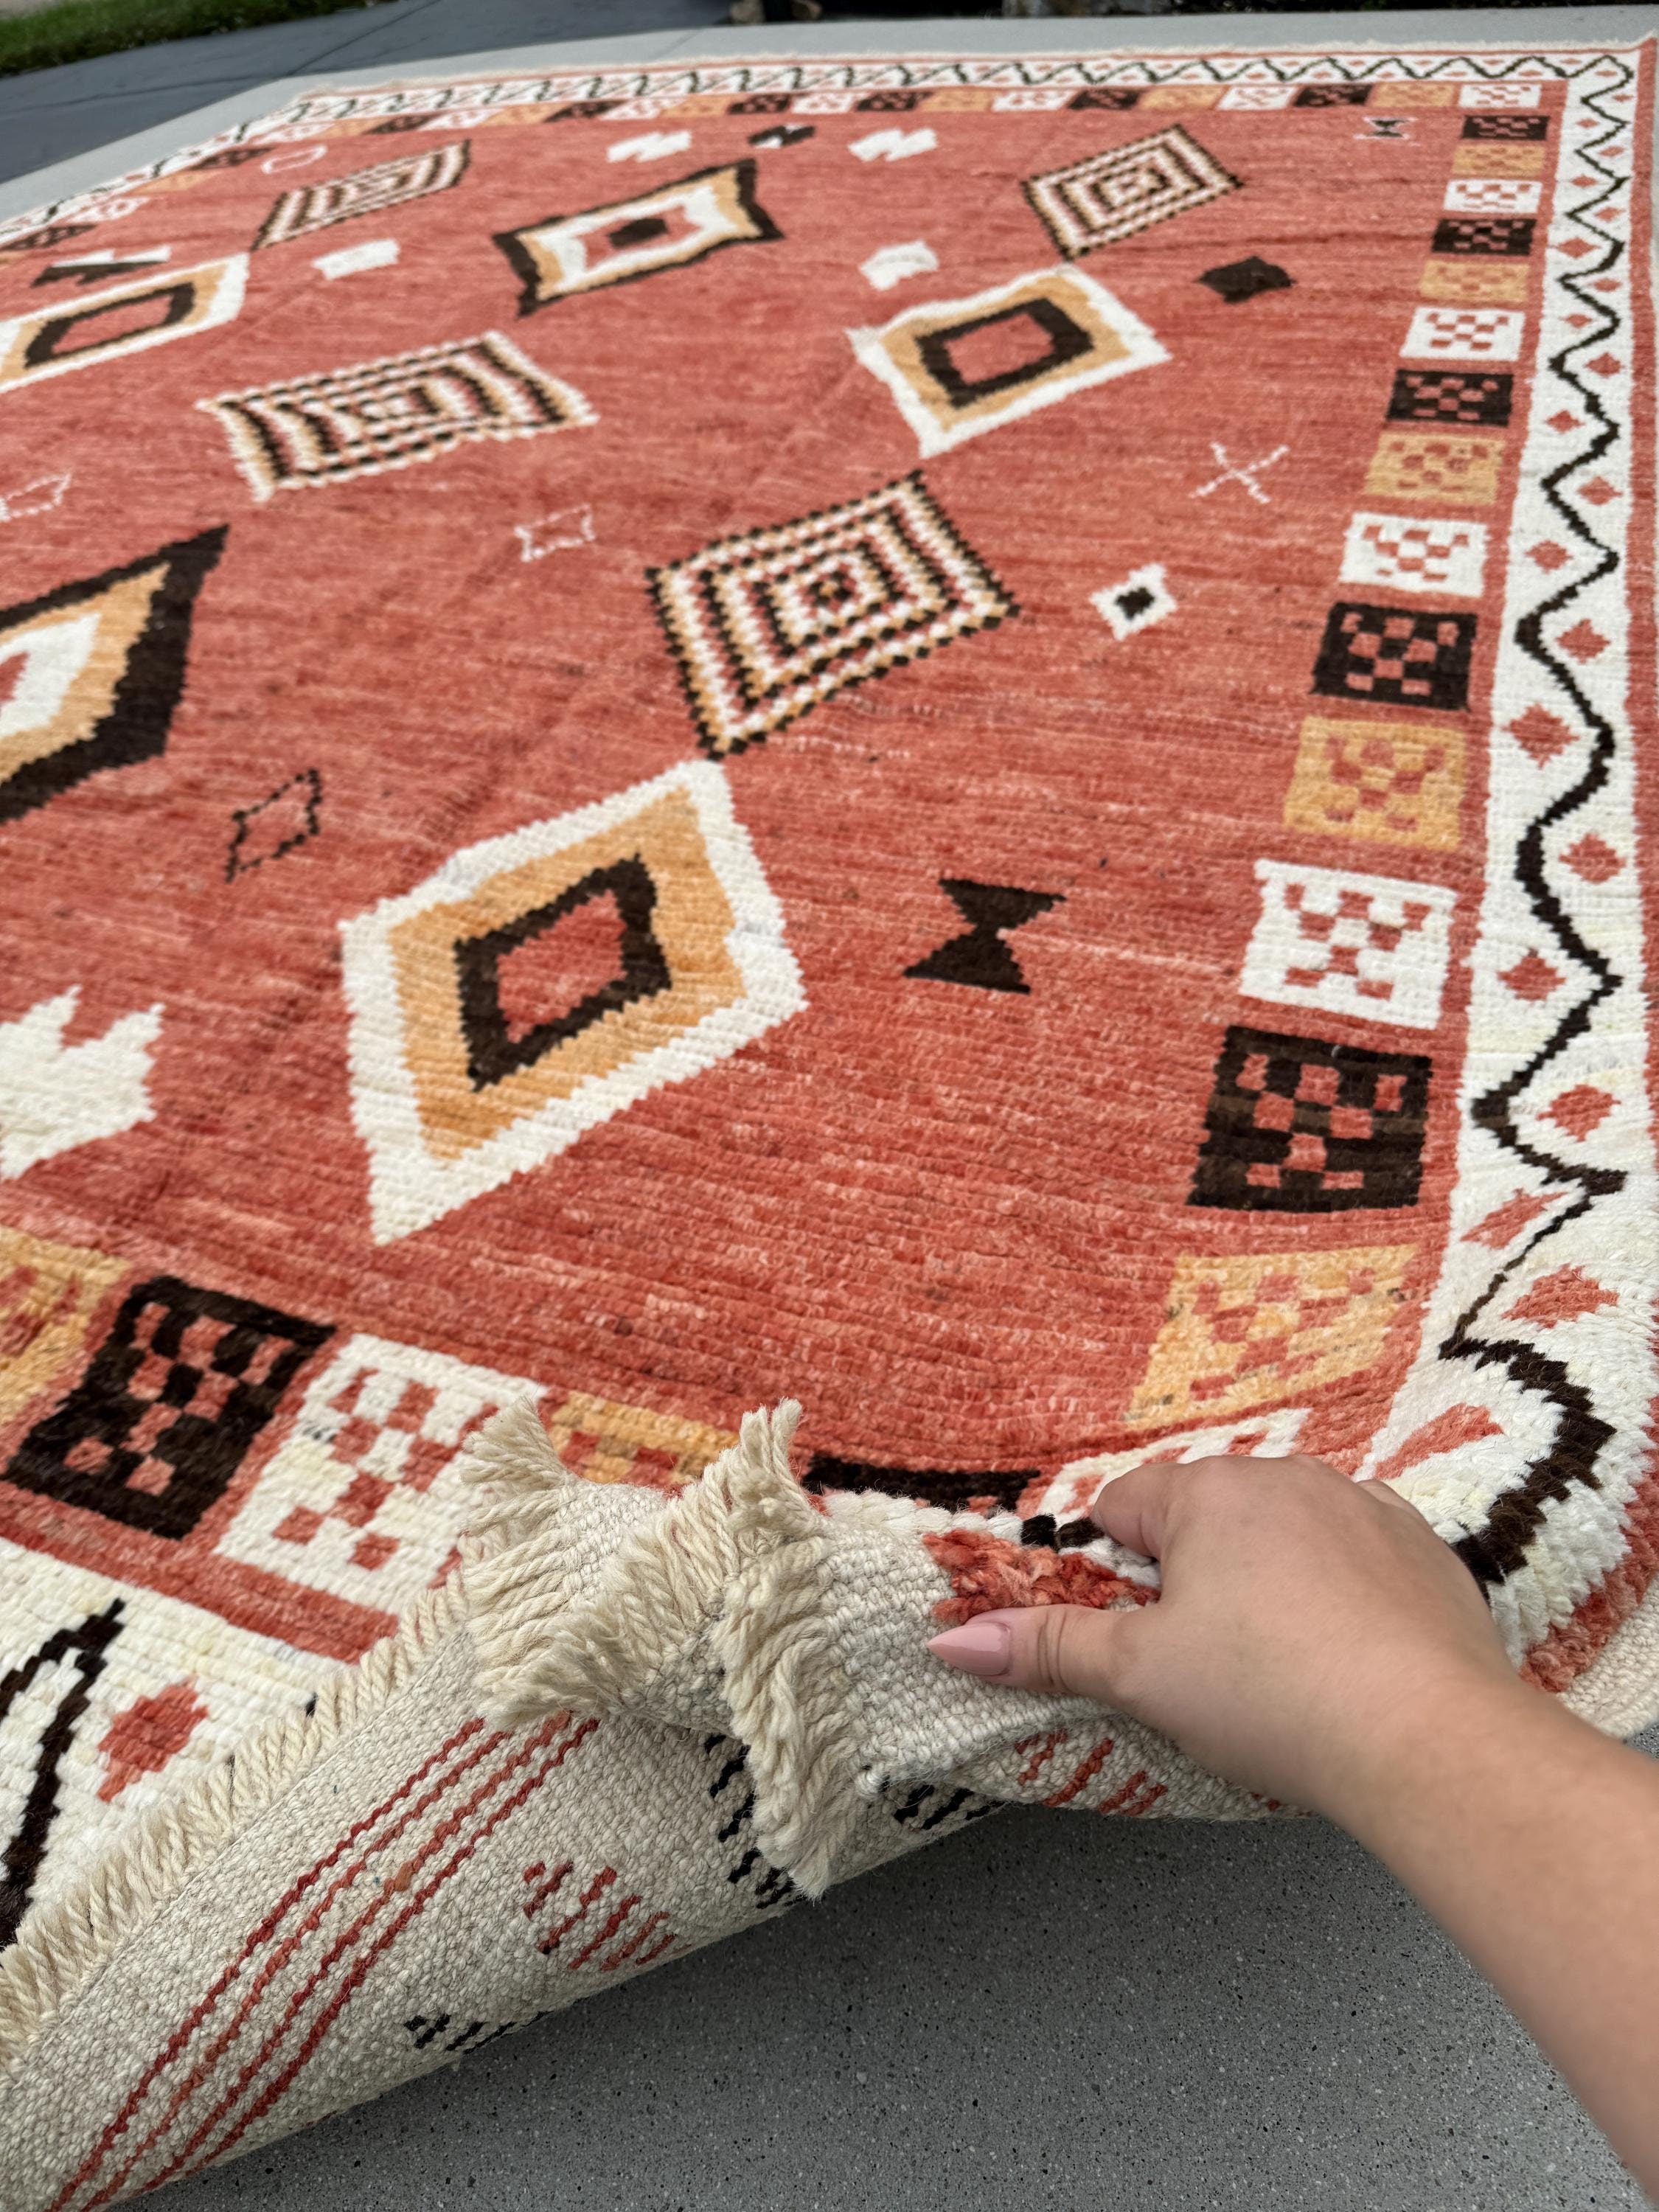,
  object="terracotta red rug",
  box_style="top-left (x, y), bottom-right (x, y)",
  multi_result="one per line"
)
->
top-left (0, 35), bottom-right (1655, 2196)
